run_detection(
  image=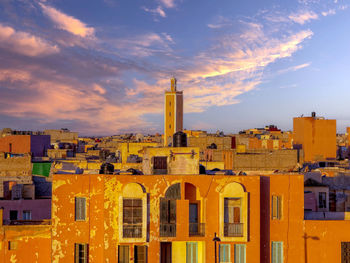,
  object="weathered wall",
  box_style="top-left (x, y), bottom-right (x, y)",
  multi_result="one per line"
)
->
top-left (232, 149), bottom-right (301, 171)
top-left (304, 220), bottom-right (350, 263)
top-left (52, 173), bottom-right (262, 262)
